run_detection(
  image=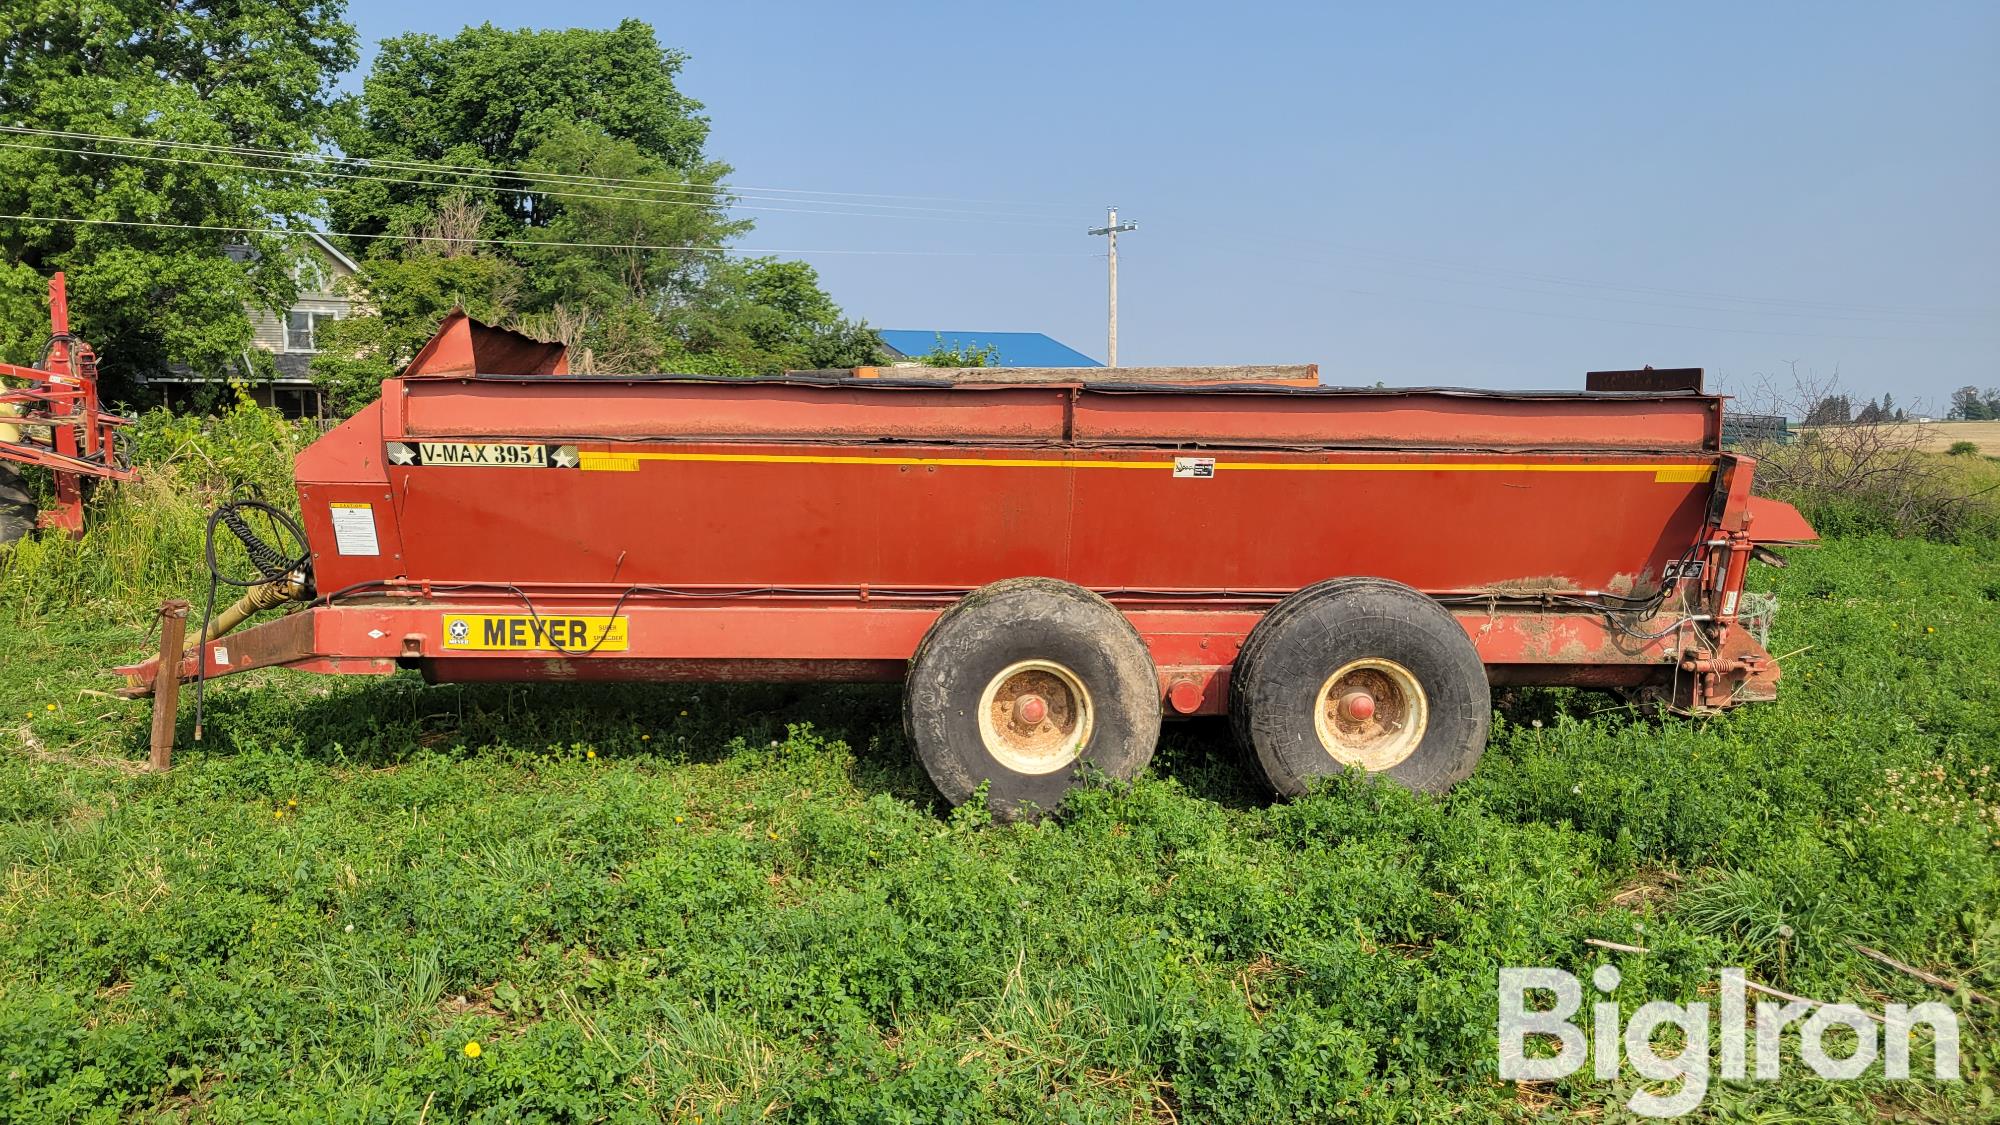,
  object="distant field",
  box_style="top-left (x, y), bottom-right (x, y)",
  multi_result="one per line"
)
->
top-left (1795, 420), bottom-right (2000, 455)
top-left (1918, 421), bottom-right (2000, 454)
